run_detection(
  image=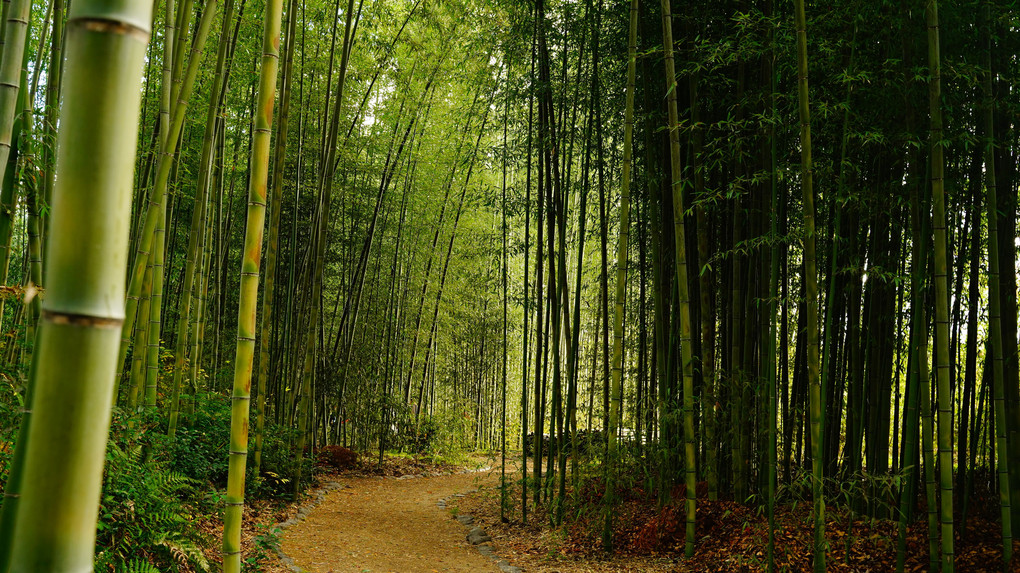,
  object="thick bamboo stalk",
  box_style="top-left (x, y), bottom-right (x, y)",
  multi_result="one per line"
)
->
top-left (925, 1), bottom-right (954, 569)
top-left (660, 0), bottom-right (696, 556)
top-left (144, 199), bottom-right (167, 409)
top-left (3, 0), bottom-right (150, 566)
top-left (0, 0), bottom-right (30, 209)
